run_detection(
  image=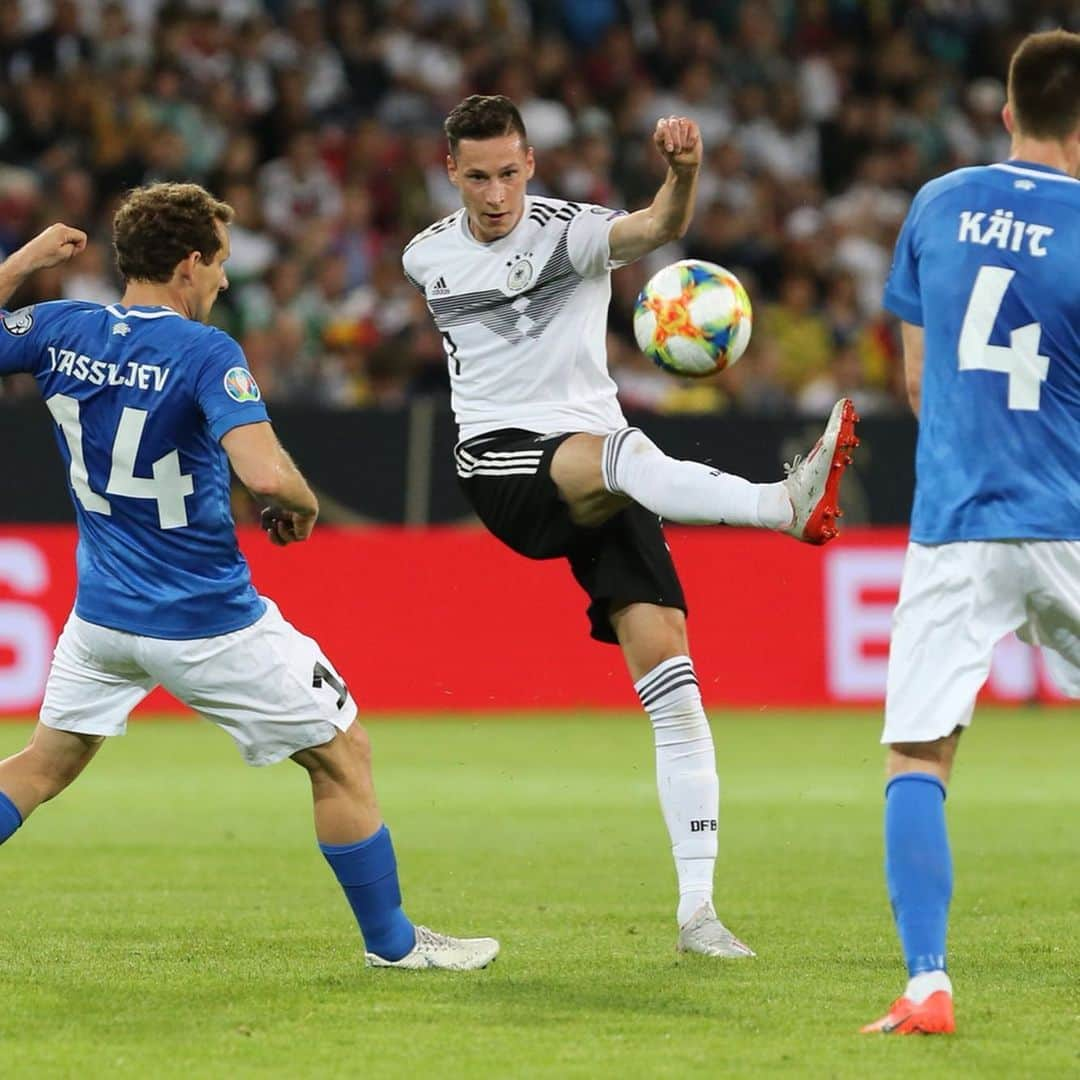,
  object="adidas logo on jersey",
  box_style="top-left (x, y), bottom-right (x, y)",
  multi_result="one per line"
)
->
top-left (430, 276), bottom-right (451, 296)
top-left (112, 322), bottom-right (131, 336)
